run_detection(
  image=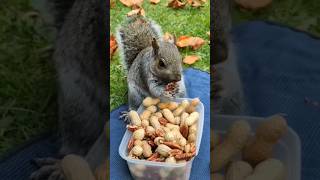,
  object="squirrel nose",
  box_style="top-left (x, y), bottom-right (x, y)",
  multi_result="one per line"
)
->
top-left (174, 74), bottom-right (181, 81)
